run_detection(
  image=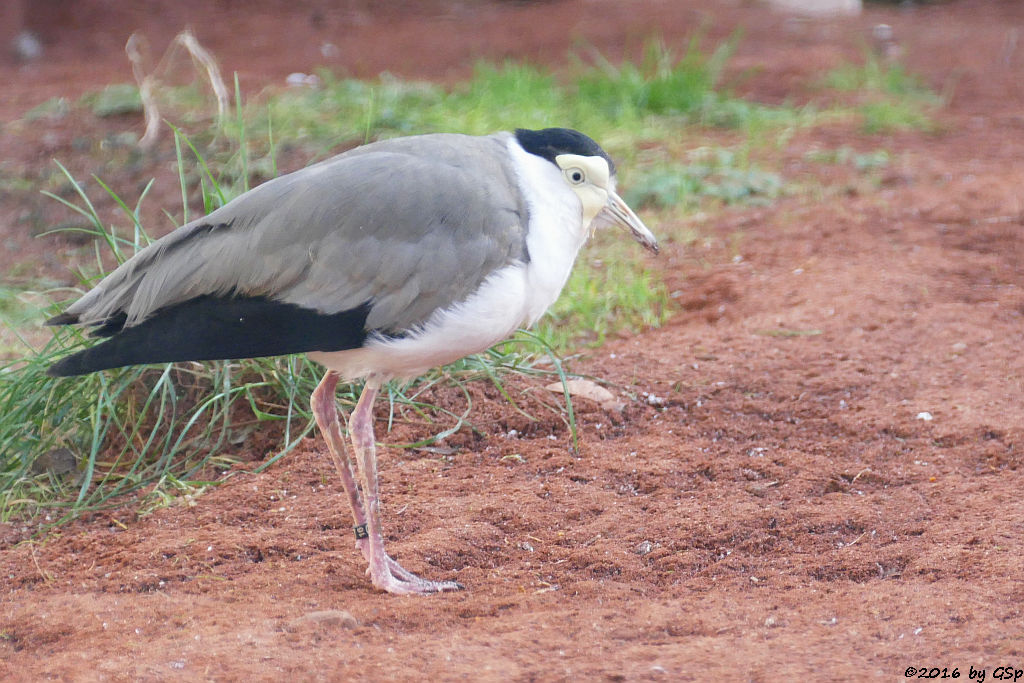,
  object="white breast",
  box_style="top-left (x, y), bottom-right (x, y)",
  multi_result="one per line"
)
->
top-left (310, 138), bottom-right (590, 381)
